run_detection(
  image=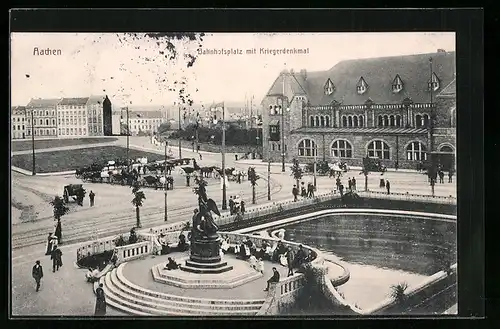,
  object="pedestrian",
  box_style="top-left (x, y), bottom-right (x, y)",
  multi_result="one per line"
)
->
top-left (257, 258), bottom-right (264, 274)
top-left (228, 196), bottom-right (235, 215)
top-left (286, 247), bottom-right (294, 277)
top-left (89, 190), bottom-right (95, 207)
top-left (348, 178), bottom-right (352, 191)
top-left (199, 153), bottom-right (202, 160)
top-left (448, 170), bottom-right (454, 183)
top-left (32, 260), bottom-right (44, 292)
top-left (45, 233), bottom-right (53, 255)
top-left (94, 283), bottom-right (107, 316)
top-left (240, 200), bottom-right (246, 214)
top-left (54, 220), bottom-right (62, 244)
top-left (300, 182), bottom-right (306, 198)
top-left (292, 185), bottom-right (299, 202)
top-left (197, 145), bottom-right (200, 153)
top-left (379, 178), bottom-right (385, 188)
top-left (51, 245), bottom-right (63, 272)
top-left (439, 170), bottom-right (445, 184)
top-left (395, 161), bottom-right (399, 171)
top-left (264, 267), bottom-right (280, 291)
top-left (386, 180), bottom-right (391, 195)
top-left (339, 184), bottom-right (344, 197)
top-left (336, 177), bottom-right (341, 192)
top-left (352, 177), bottom-right (357, 190)
top-left (307, 183), bottom-right (315, 198)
